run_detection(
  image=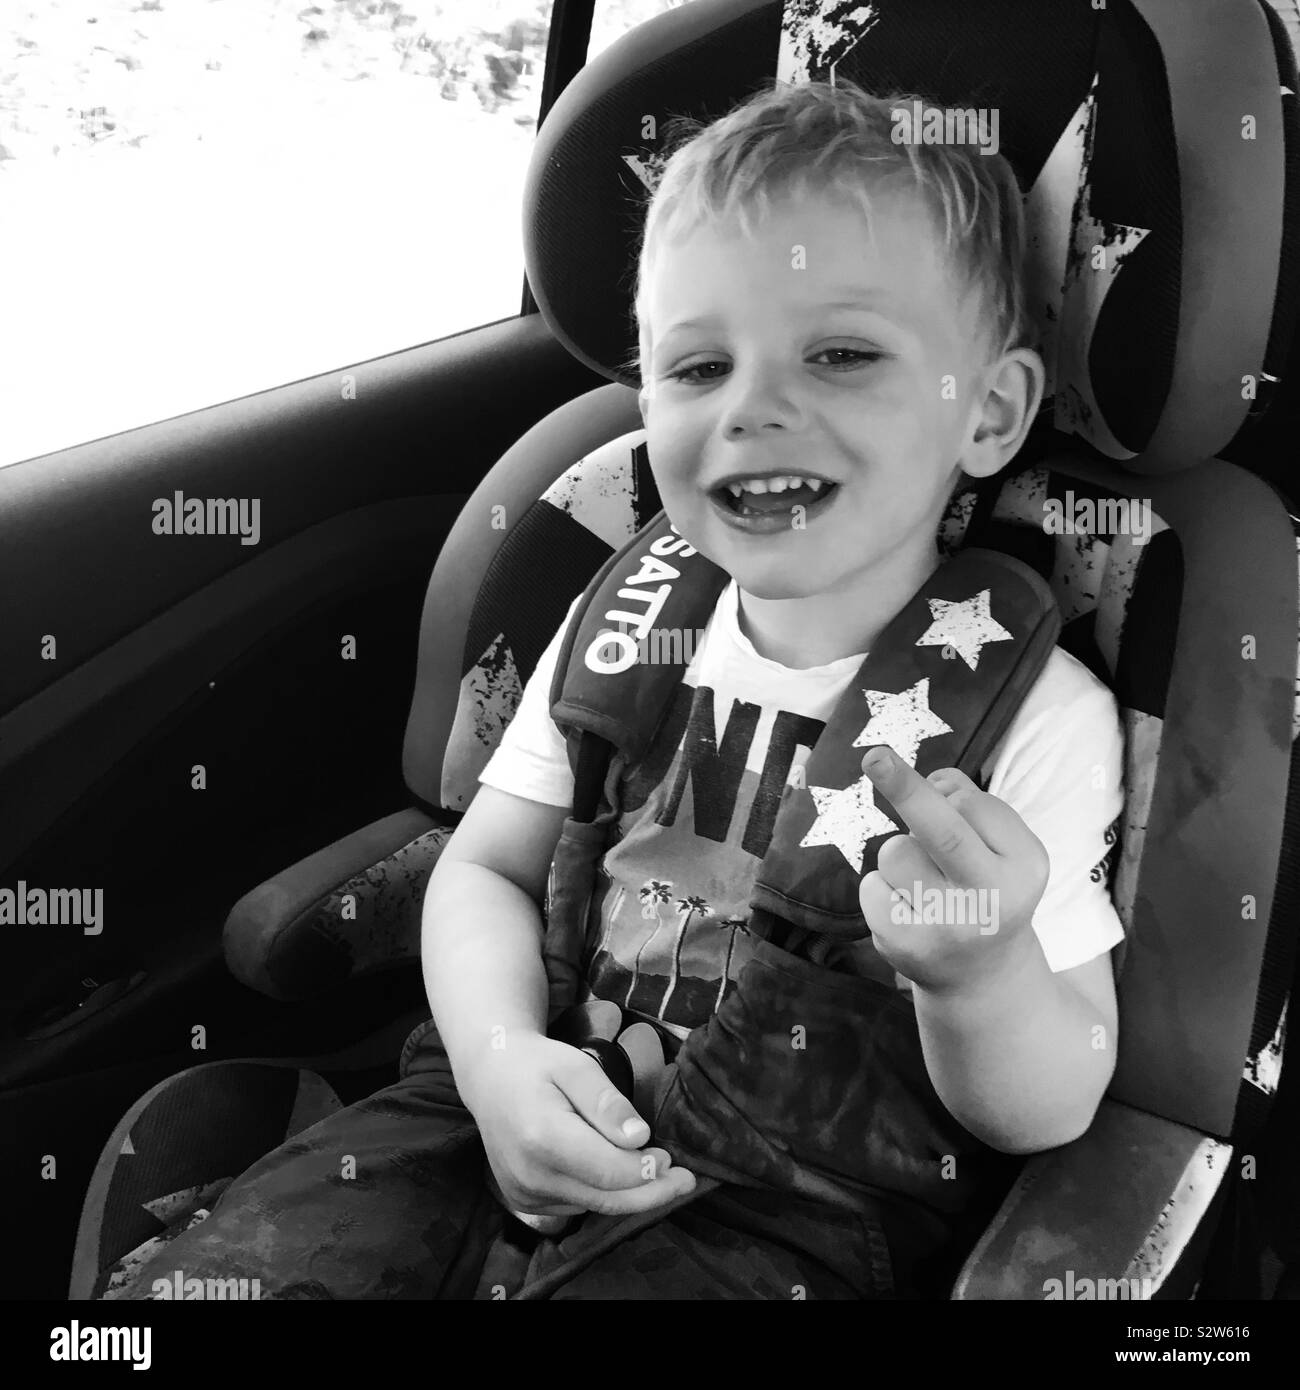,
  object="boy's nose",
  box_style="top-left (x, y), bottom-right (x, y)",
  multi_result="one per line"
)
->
top-left (720, 377), bottom-right (804, 437)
